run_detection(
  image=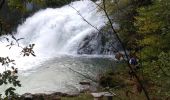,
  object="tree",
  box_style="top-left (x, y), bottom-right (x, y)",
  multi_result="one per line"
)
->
top-left (133, 0), bottom-right (170, 97)
top-left (134, 0), bottom-right (170, 72)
